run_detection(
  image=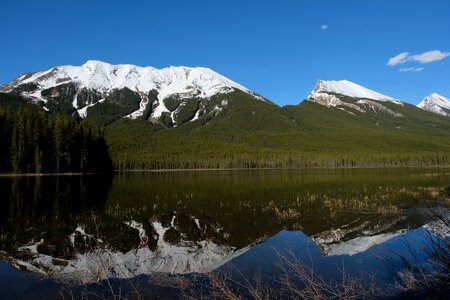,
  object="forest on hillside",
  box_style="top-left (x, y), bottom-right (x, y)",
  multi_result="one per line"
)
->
top-left (0, 105), bottom-right (112, 173)
top-left (103, 92), bottom-right (450, 170)
top-left (1, 90), bottom-right (450, 172)
top-left (105, 120), bottom-right (450, 170)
